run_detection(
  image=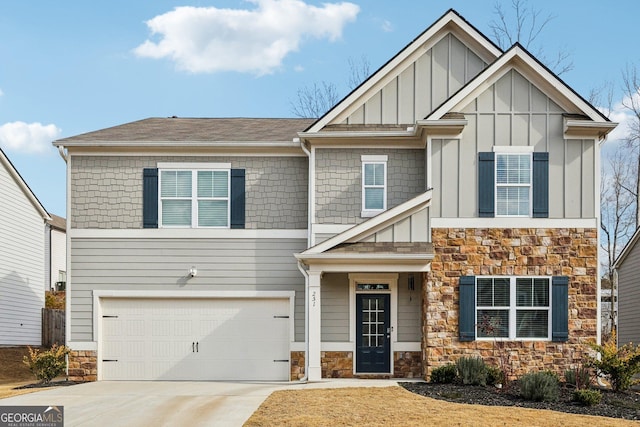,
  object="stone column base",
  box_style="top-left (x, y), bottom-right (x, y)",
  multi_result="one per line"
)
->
top-left (68, 350), bottom-right (97, 382)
